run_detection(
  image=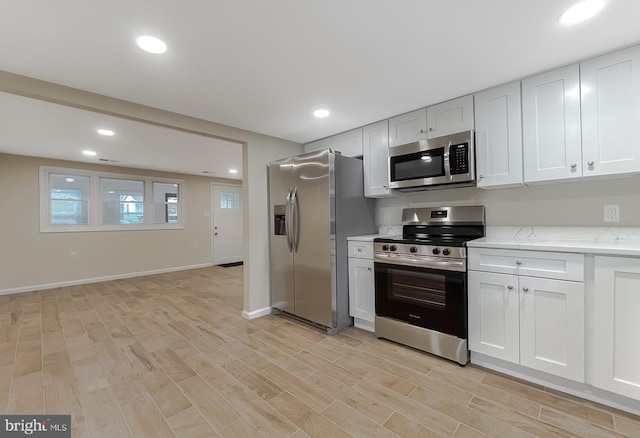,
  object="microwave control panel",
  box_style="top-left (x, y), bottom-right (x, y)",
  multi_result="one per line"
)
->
top-left (449, 142), bottom-right (469, 174)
